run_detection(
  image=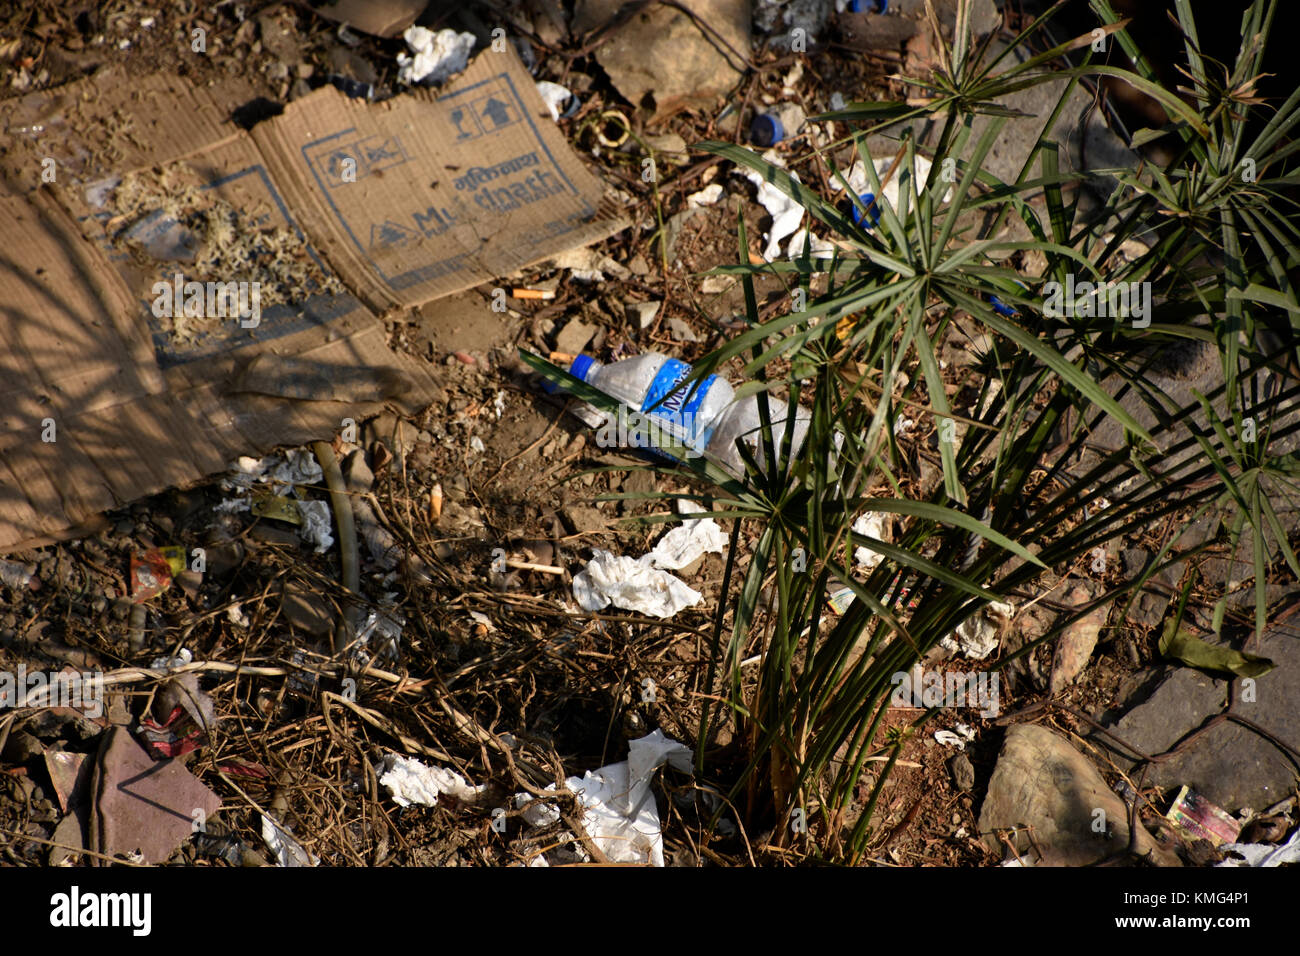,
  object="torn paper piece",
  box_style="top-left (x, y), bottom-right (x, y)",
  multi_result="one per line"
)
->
top-left (265, 448), bottom-right (323, 492)
top-left (379, 753), bottom-right (487, 808)
top-left (941, 601), bottom-right (1014, 660)
top-left (514, 730), bottom-right (693, 866)
top-left (573, 549), bottom-right (702, 618)
top-left (535, 81), bottom-right (572, 121)
top-left (262, 813), bottom-right (318, 867)
top-left (934, 723), bottom-right (976, 750)
top-left (852, 511), bottom-right (891, 571)
top-left (397, 26), bottom-right (476, 85)
top-left (550, 247), bottom-right (632, 284)
top-left (647, 512), bottom-right (728, 571)
top-left (746, 168), bottom-right (805, 260)
top-left (687, 183), bottom-right (724, 208)
top-left (1216, 828), bottom-right (1300, 867)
